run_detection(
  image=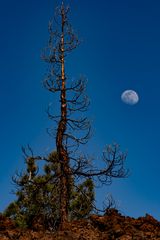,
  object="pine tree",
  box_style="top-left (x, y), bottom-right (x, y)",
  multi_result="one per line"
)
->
top-left (41, 2), bottom-right (128, 229)
top-left (4, 150), bottom-right (94, 229)
top-left (5, 2), bottom-right (128, 230)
